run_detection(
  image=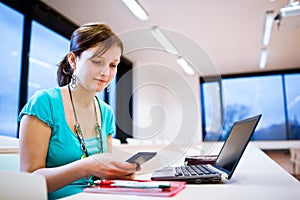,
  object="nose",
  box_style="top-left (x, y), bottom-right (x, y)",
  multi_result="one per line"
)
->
top-left (101, 66), bottom-right (110, 77)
